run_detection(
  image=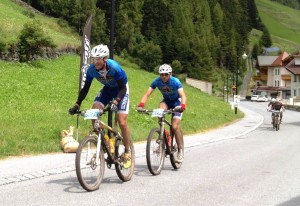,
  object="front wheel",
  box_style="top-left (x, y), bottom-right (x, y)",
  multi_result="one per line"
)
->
top-left (115, 139), bottom-right (135, 181)
top-left (146, 128), bottom-right (166, 175)
top-left (75, 135), bottom-right (105, 191)
top-left (170, 129), bottom-right (183, 169)
top-left (274, 116), bottom-right (280, 131)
